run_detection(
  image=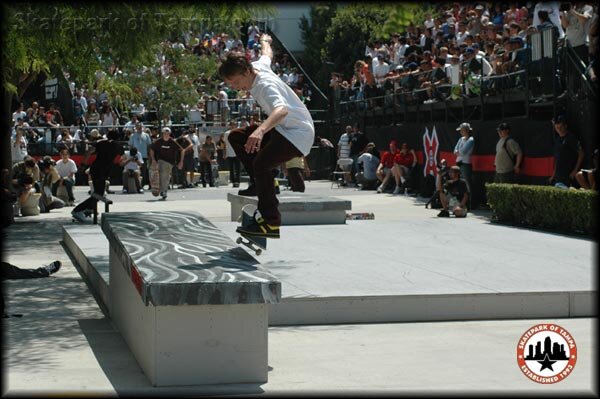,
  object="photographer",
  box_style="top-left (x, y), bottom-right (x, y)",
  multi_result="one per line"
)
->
top-left (11, 156), bottom-right (40, 194)
top-left (560, 2), bottom-right (593, 63)
top-left (119, 147), bottom-right (144, 194)
top-left (437, 166), bottom-right (469, 218)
